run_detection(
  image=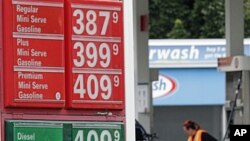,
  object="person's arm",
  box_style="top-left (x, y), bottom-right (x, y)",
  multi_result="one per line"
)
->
top-left (201, 132), bottom-right (218, 141)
